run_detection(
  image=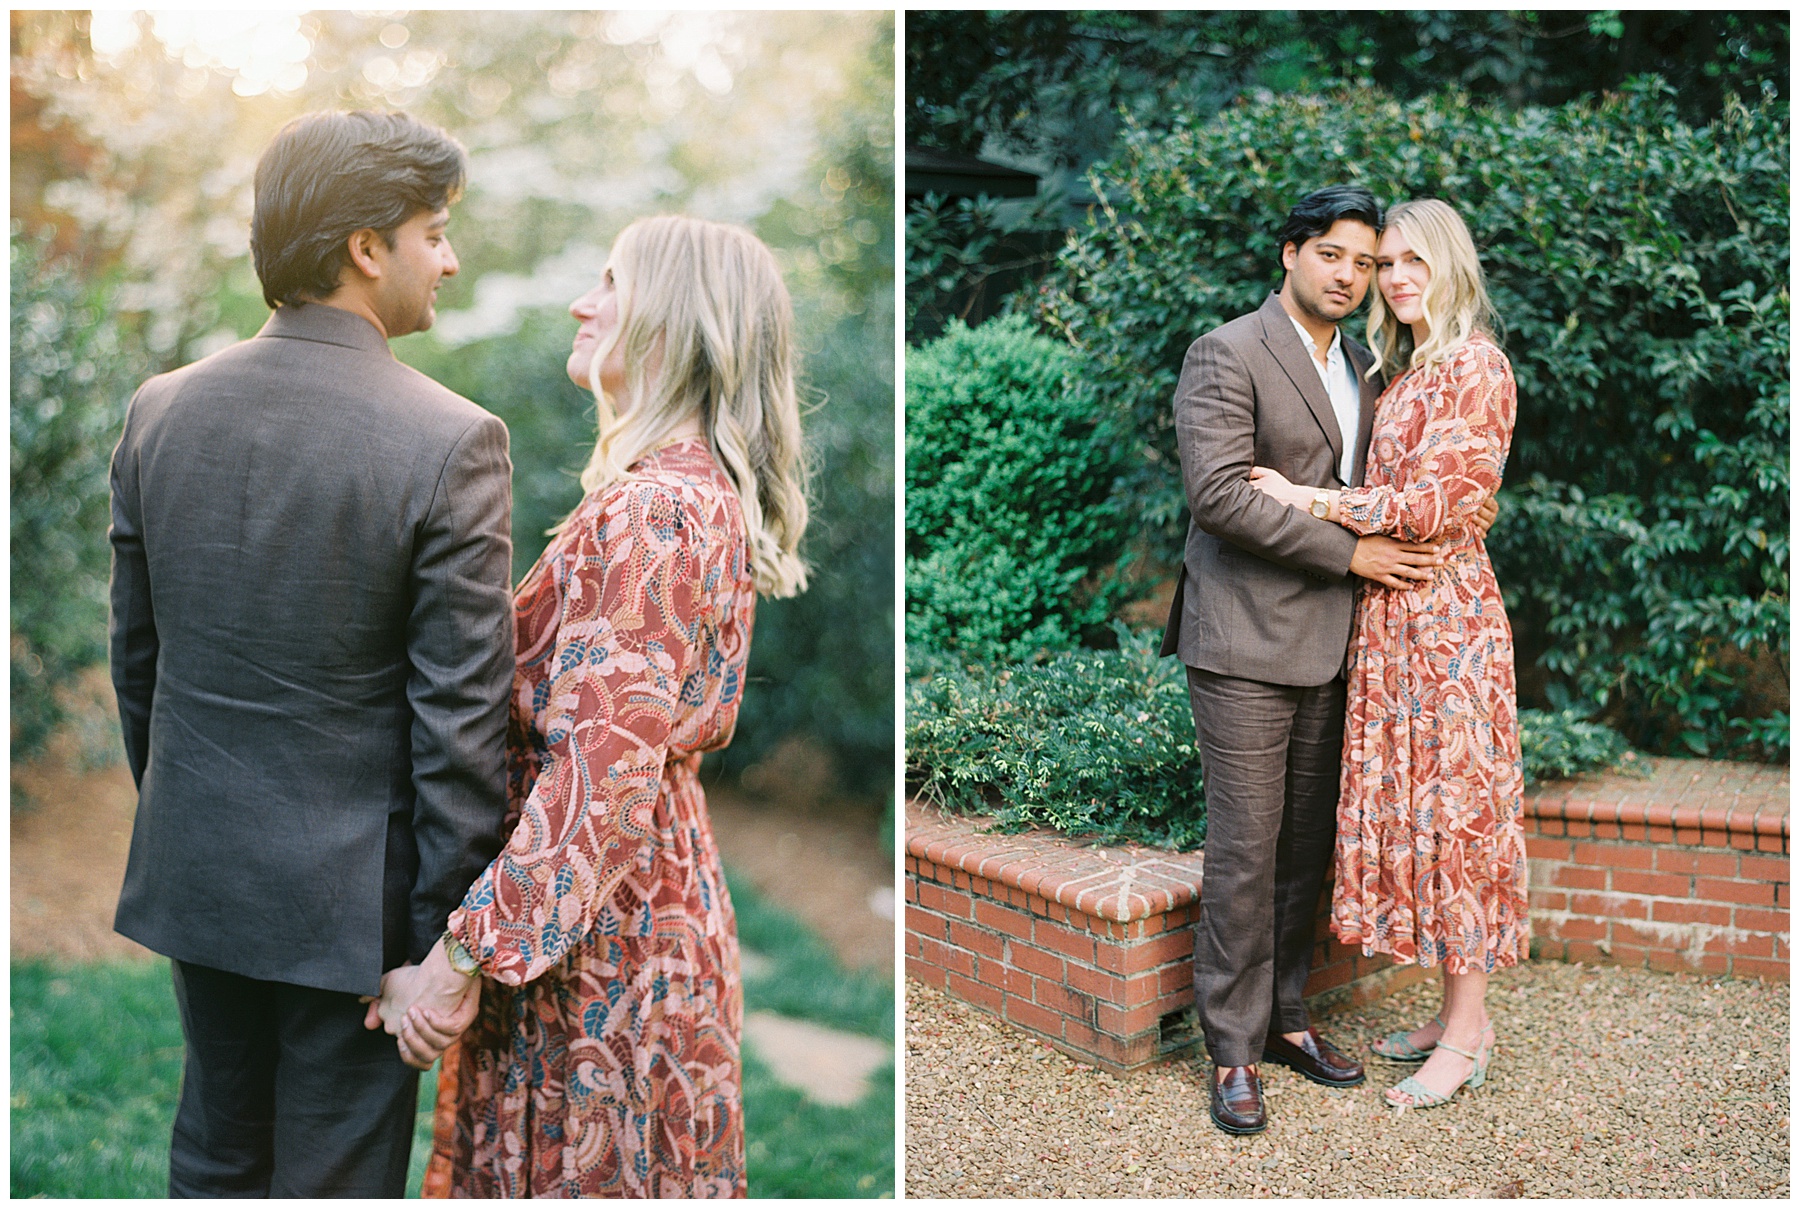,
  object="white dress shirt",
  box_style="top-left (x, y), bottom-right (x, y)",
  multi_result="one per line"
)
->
top-left (1287, 314), bottom-right (1361, 486)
